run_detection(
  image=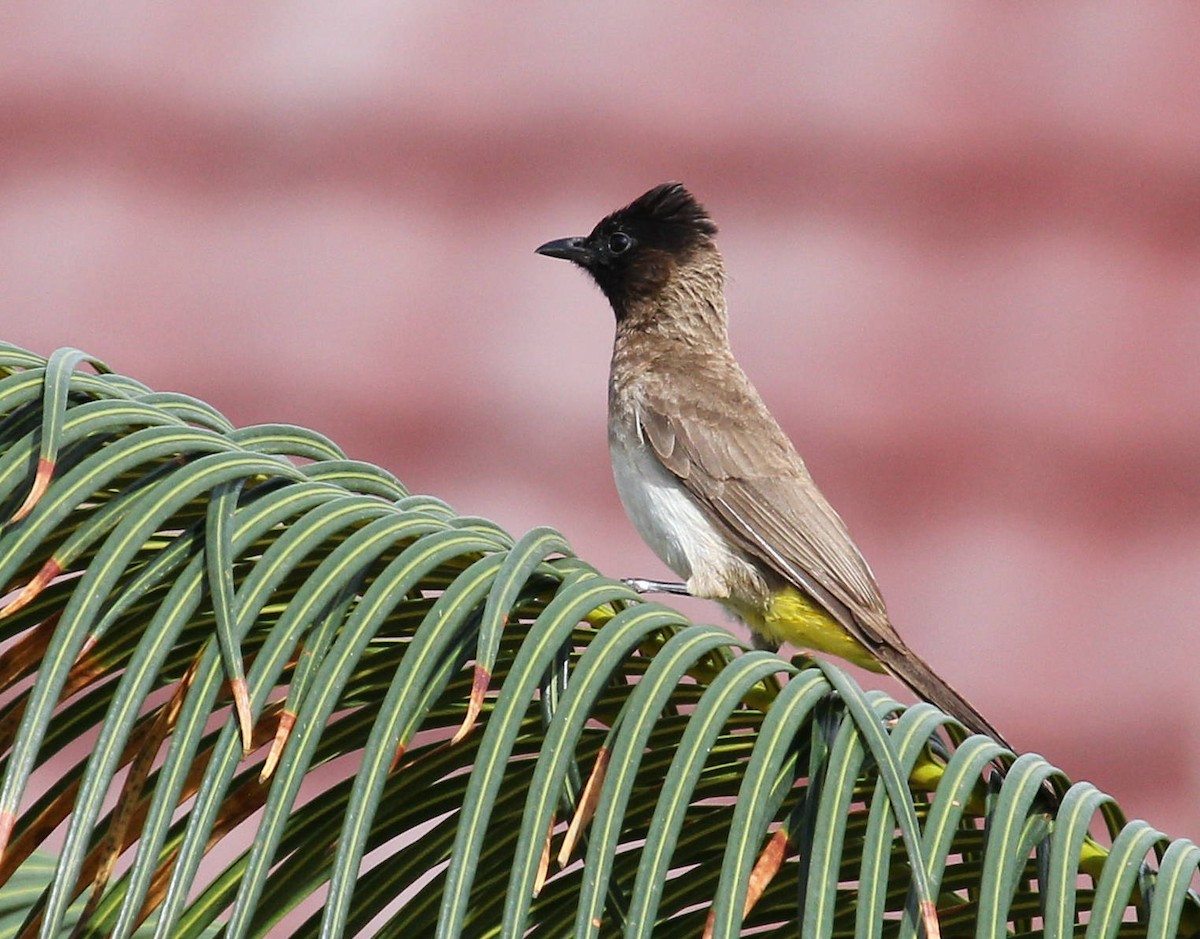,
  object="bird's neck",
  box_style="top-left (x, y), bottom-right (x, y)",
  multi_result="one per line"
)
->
top-left (612, 254), bottom-right (730, 349)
